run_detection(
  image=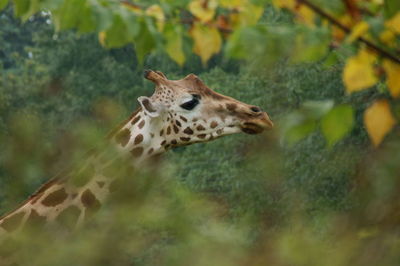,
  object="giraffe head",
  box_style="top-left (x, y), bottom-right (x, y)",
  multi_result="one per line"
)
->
top-left (136, 70), bottom-right (273, 148)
